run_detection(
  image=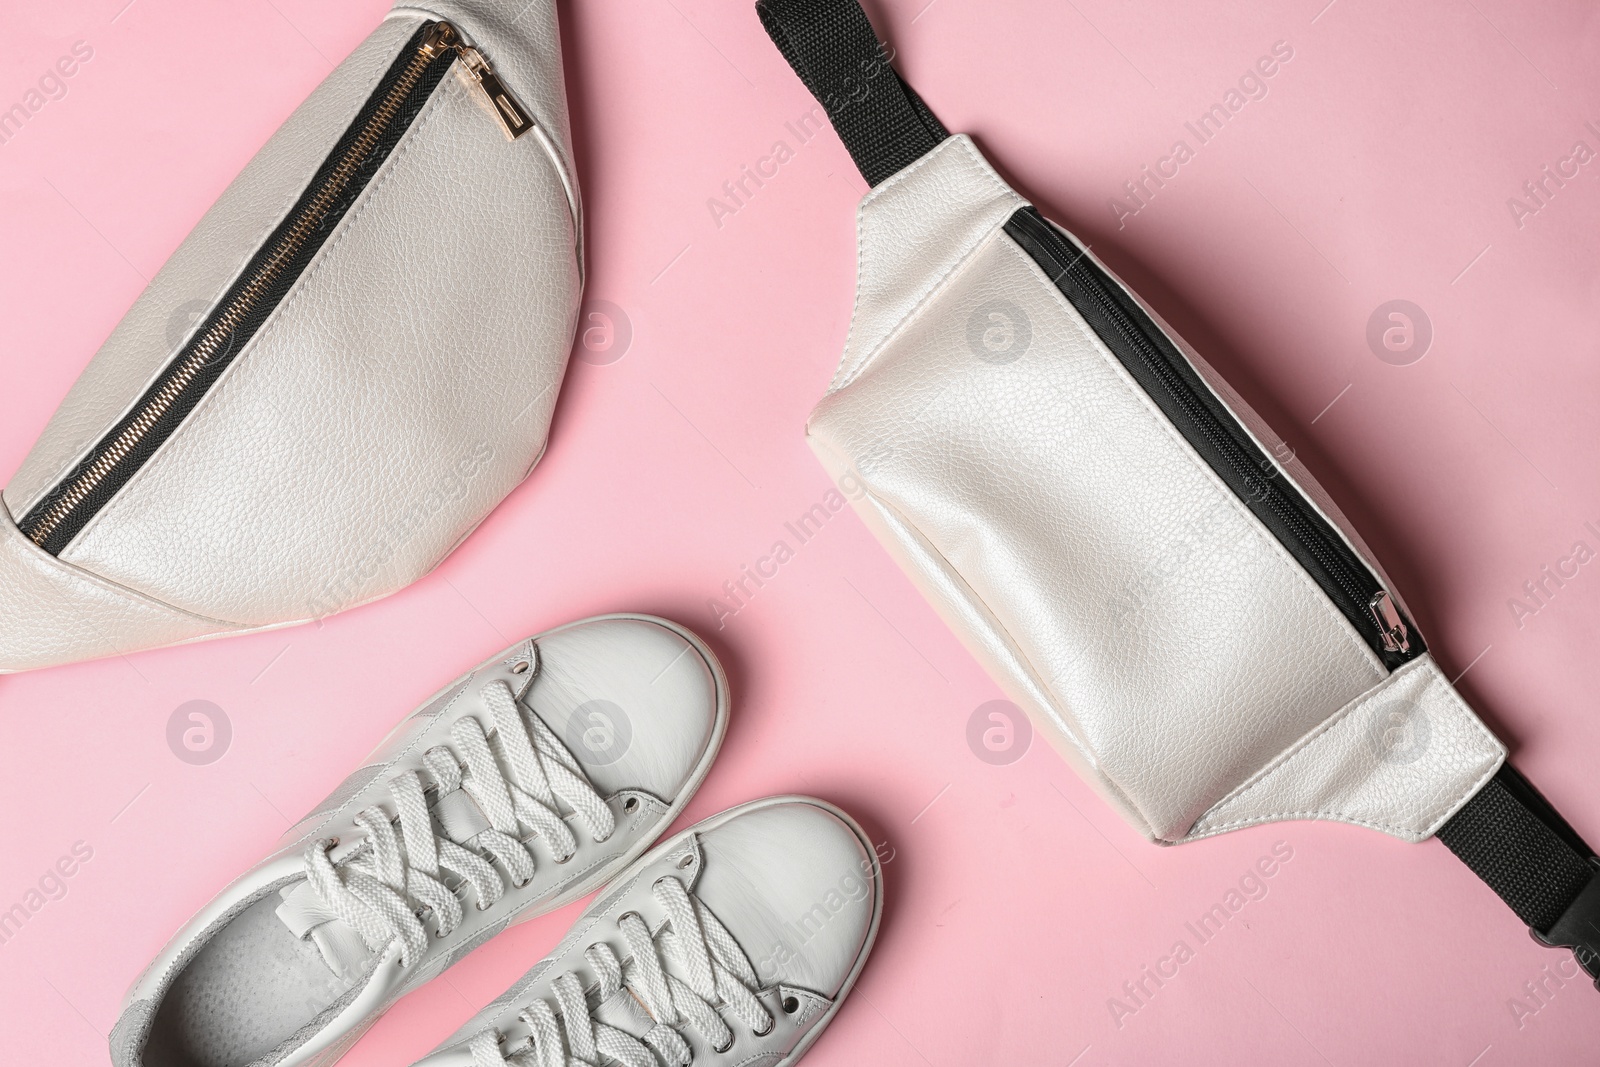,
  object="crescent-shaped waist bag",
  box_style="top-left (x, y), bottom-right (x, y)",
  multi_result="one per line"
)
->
top-left (759, 0), bottom-right (1600, 982)
top-left (0, 1), bottom-right (580, 673)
